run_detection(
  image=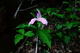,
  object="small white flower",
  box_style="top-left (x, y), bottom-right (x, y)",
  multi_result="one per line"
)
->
top-left (28, 9), bottom-right (48, 25)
